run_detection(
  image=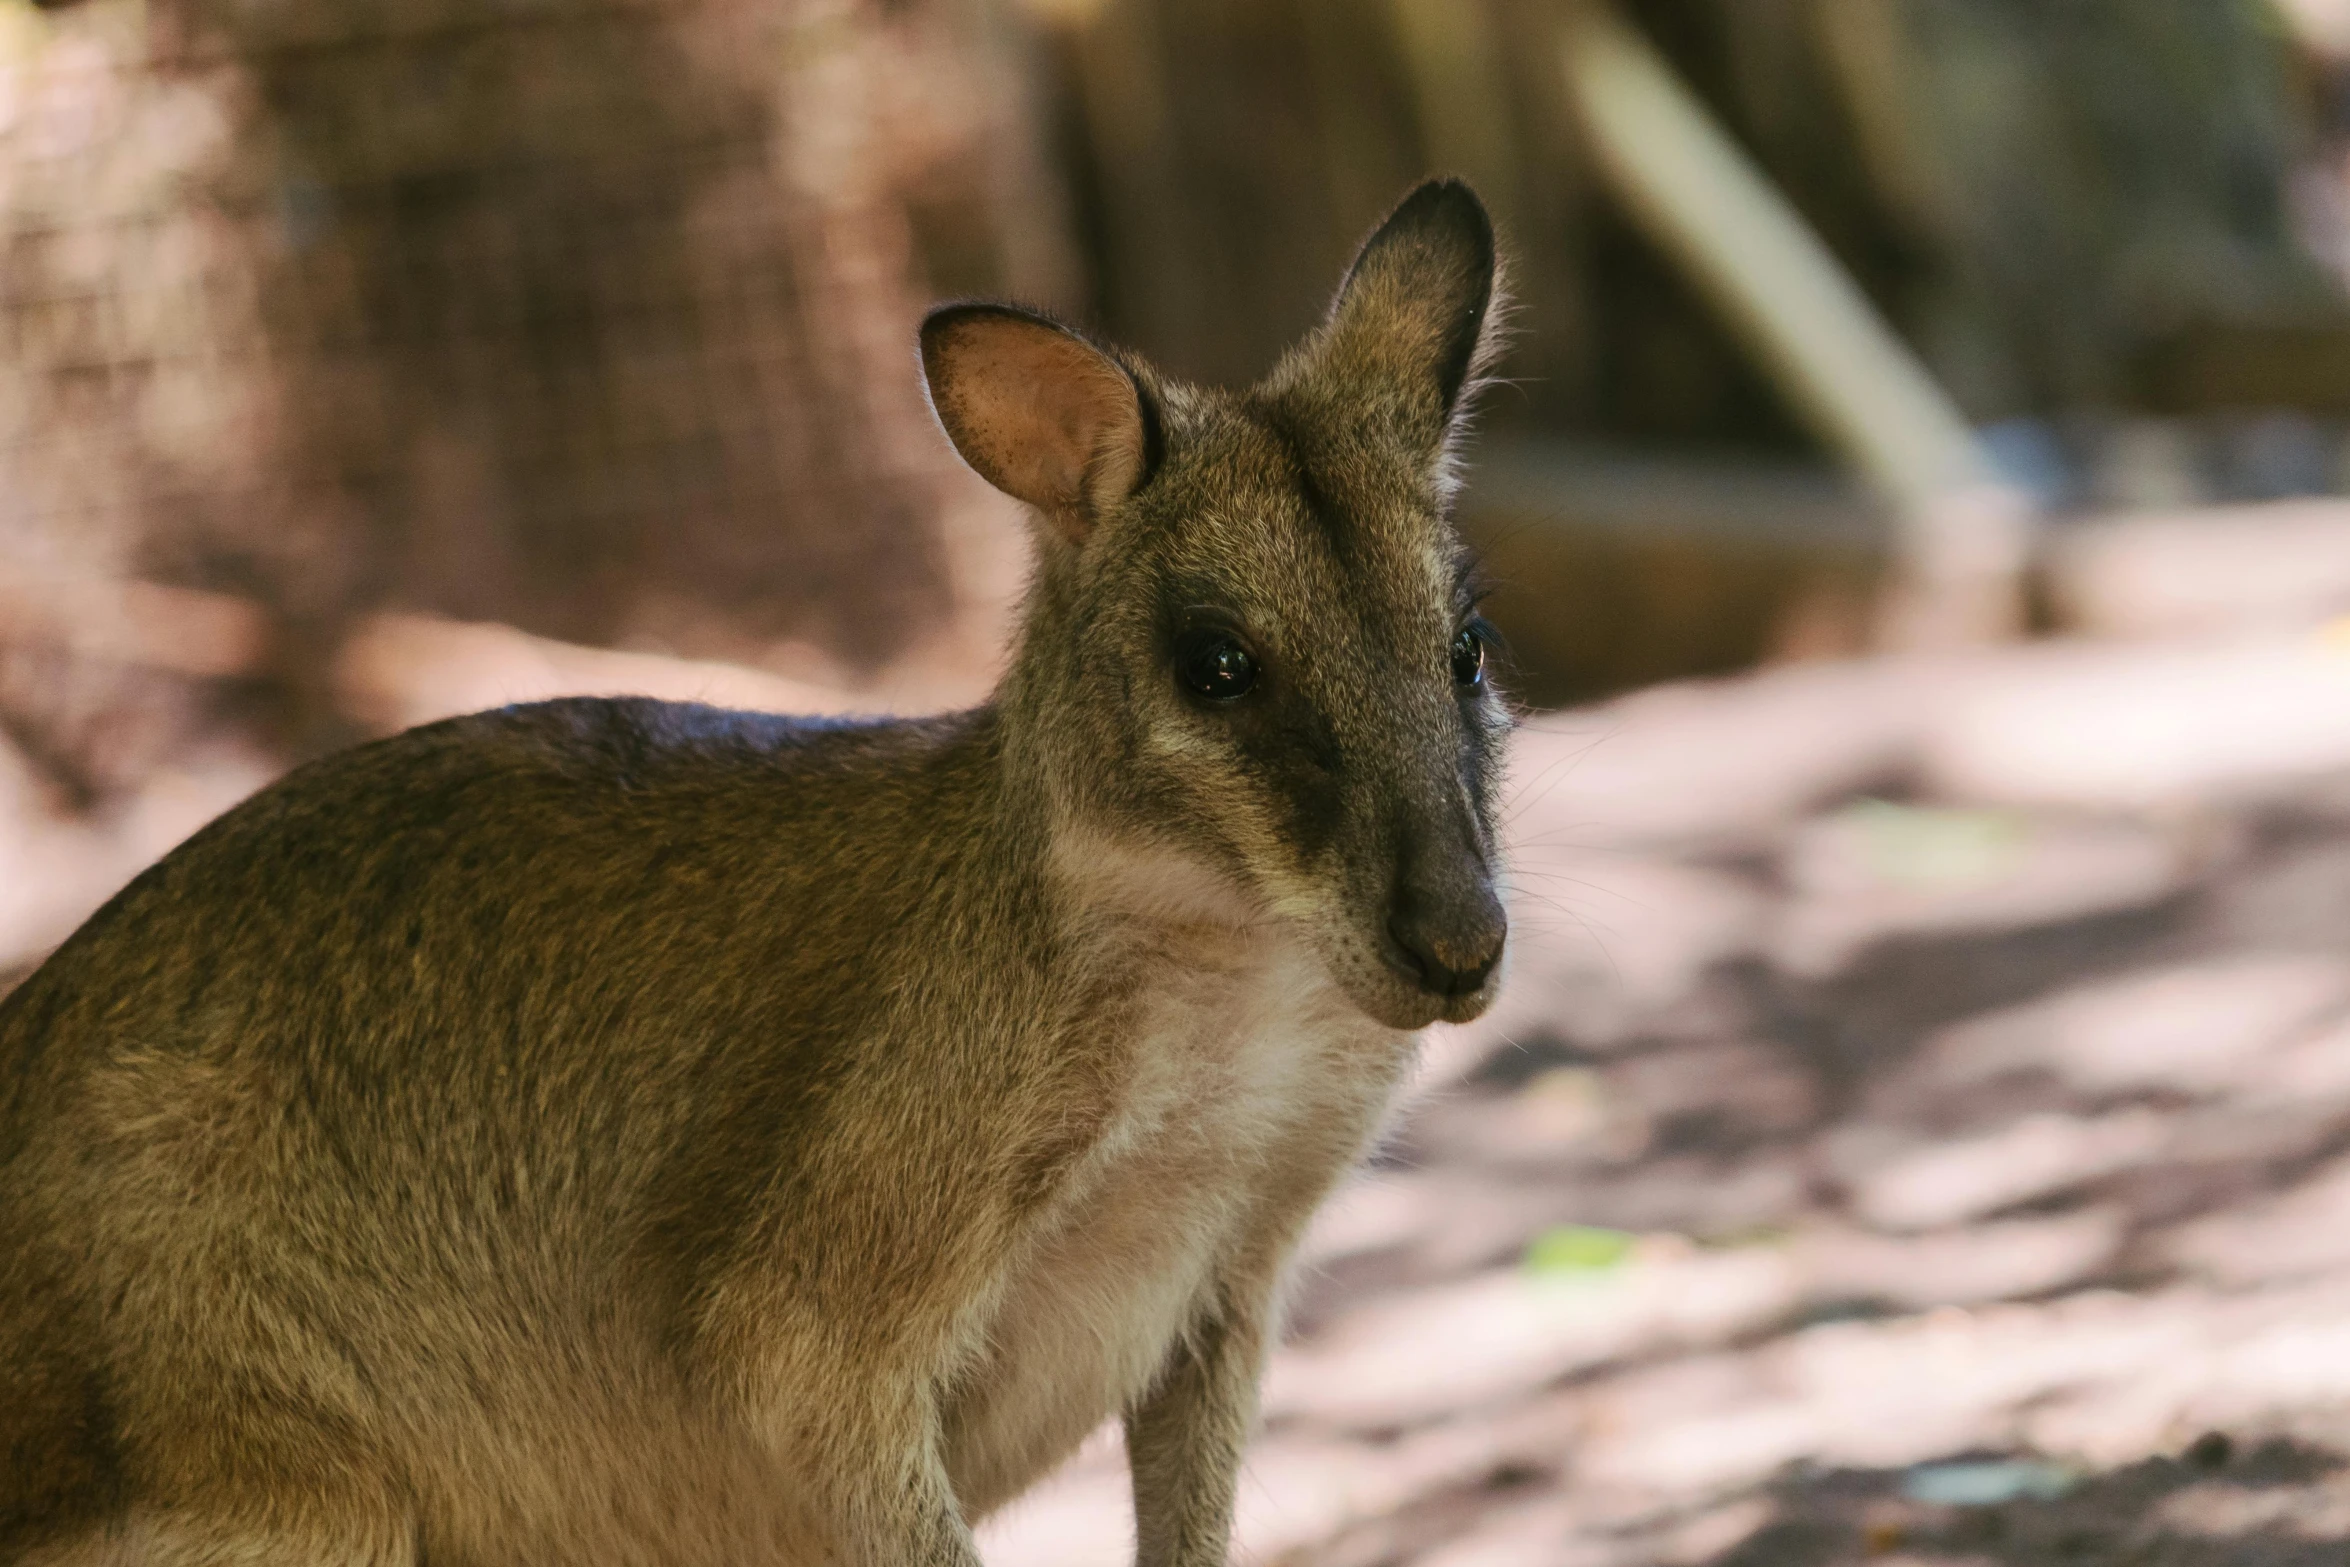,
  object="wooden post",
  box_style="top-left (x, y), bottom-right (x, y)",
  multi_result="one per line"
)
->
top-left (1560, 0), bottom-right (2033, 649)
